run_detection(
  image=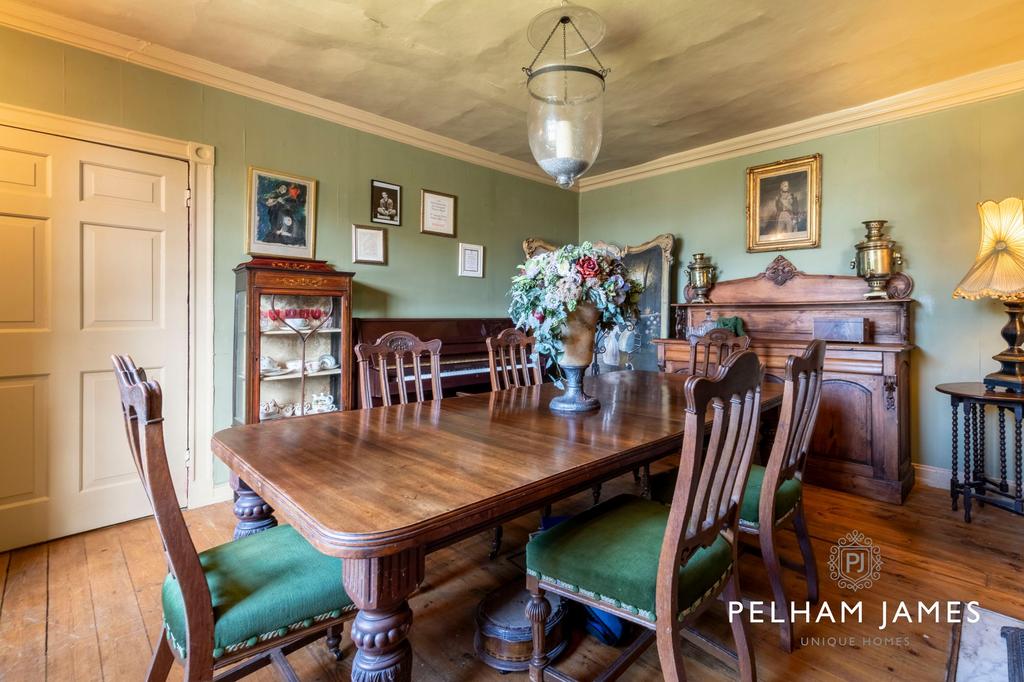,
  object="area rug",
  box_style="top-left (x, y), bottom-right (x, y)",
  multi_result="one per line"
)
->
top-left (948, 604), bottom-right (1024, 681)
